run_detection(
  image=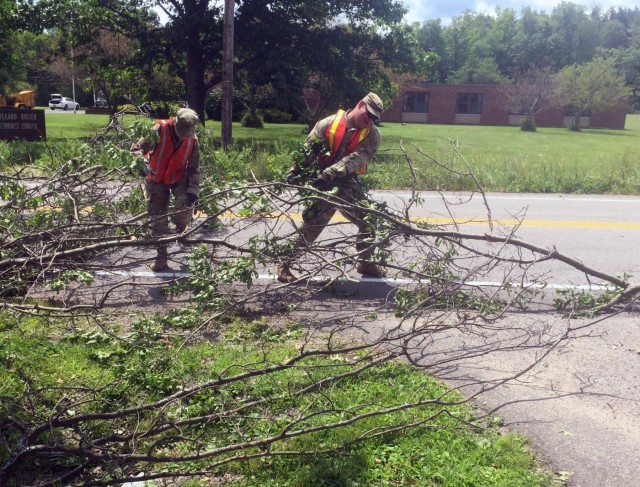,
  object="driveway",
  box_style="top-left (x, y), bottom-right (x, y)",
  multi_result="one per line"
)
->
top-left (46, 108), bottom-right (85, 114)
